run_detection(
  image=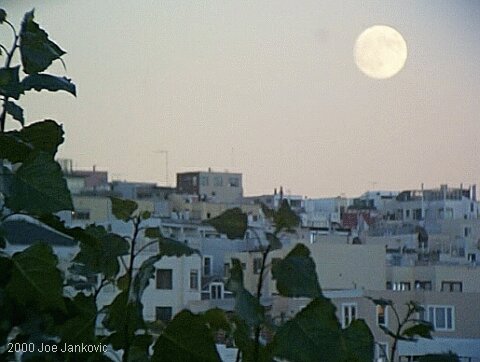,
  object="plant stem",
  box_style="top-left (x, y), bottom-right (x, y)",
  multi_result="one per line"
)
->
top-left (122, 217), bottom-right (141, 362)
